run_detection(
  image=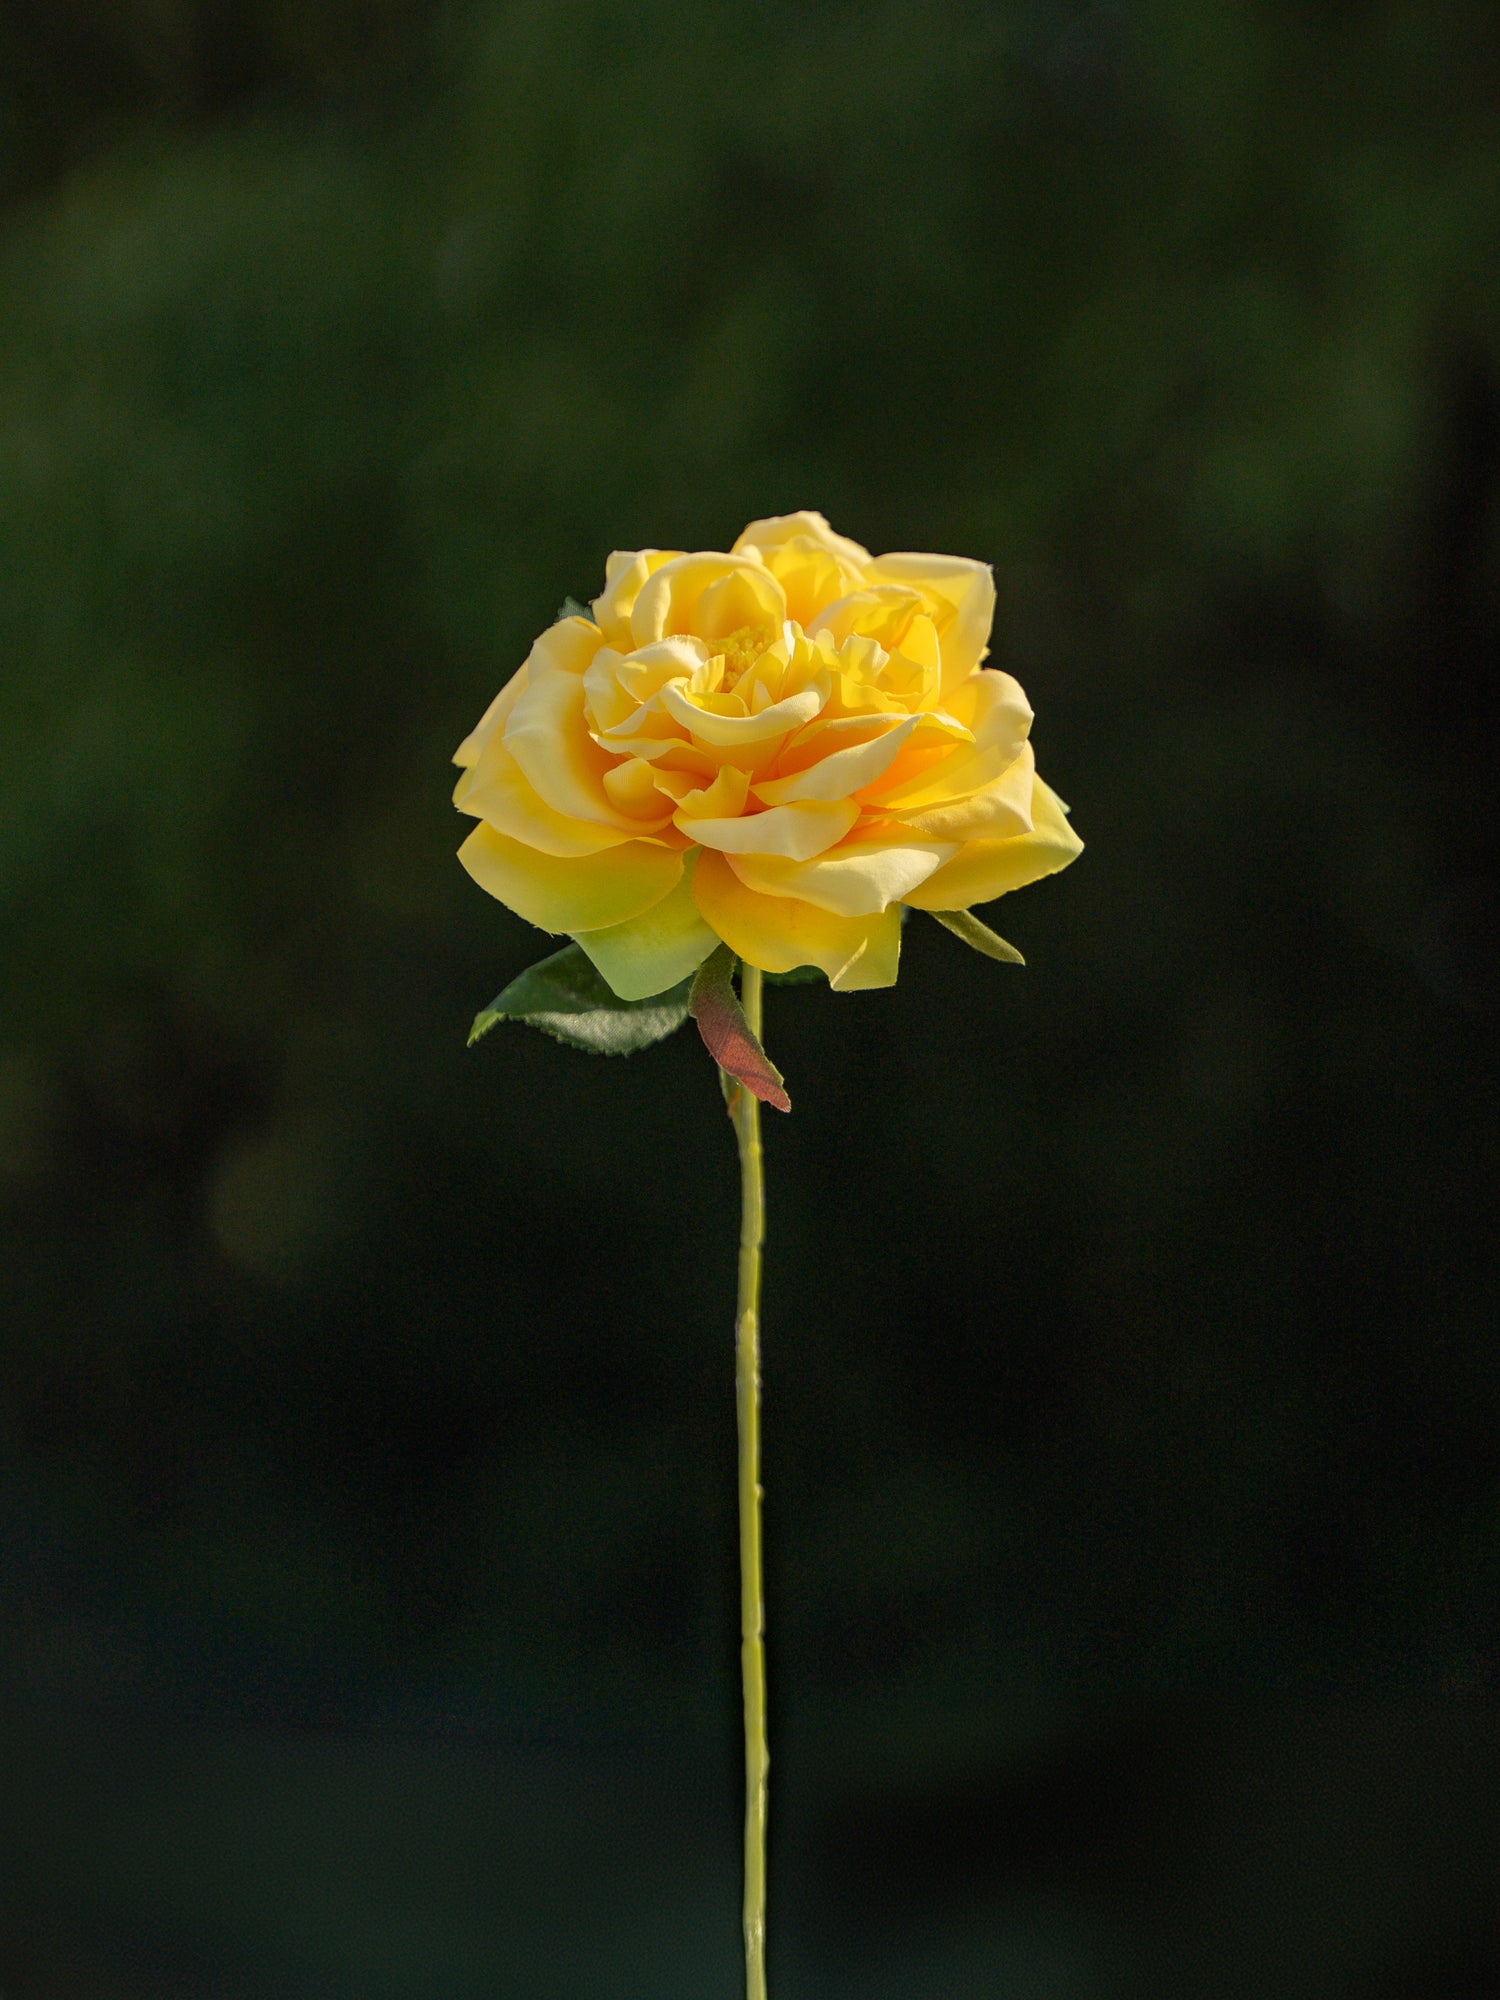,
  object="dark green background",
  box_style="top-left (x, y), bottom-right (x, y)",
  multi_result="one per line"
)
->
top-left (2, 2), bottom-right (1498, 1993)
